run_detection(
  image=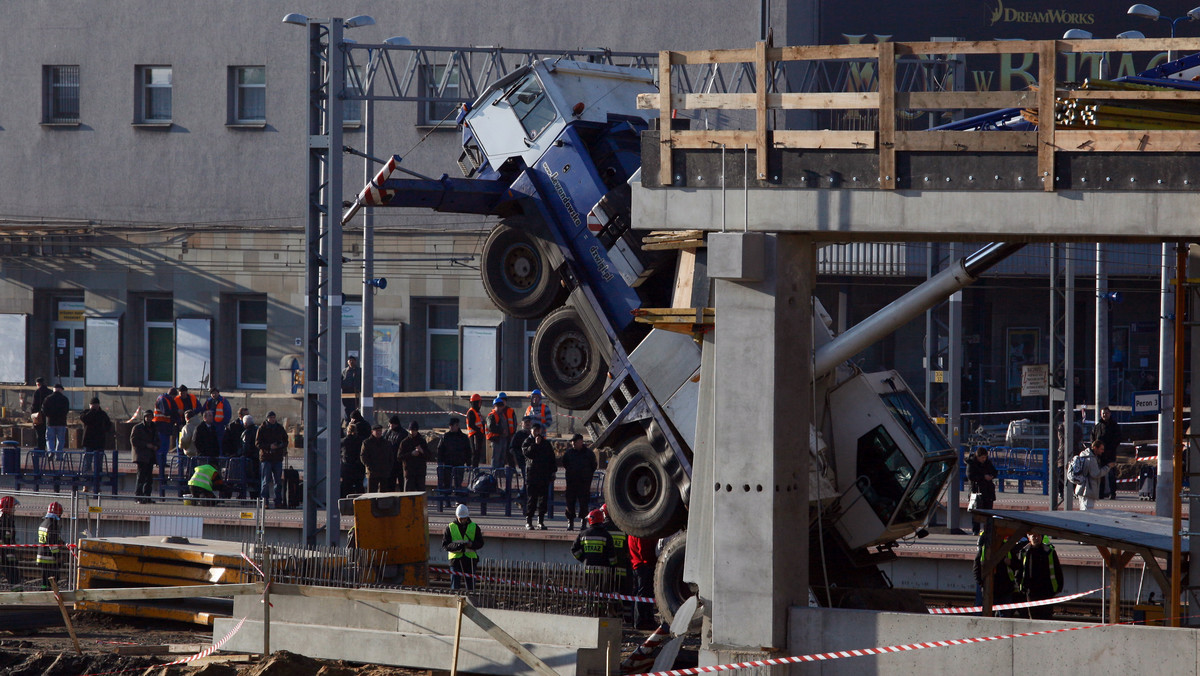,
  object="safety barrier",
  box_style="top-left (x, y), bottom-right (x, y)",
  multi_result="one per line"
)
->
top-left (0, 487), bottom-right (82, 592)
top-left (432, 467), bottom-right (606, 518)
top-left (5, 446), bottom-right (121, 496)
